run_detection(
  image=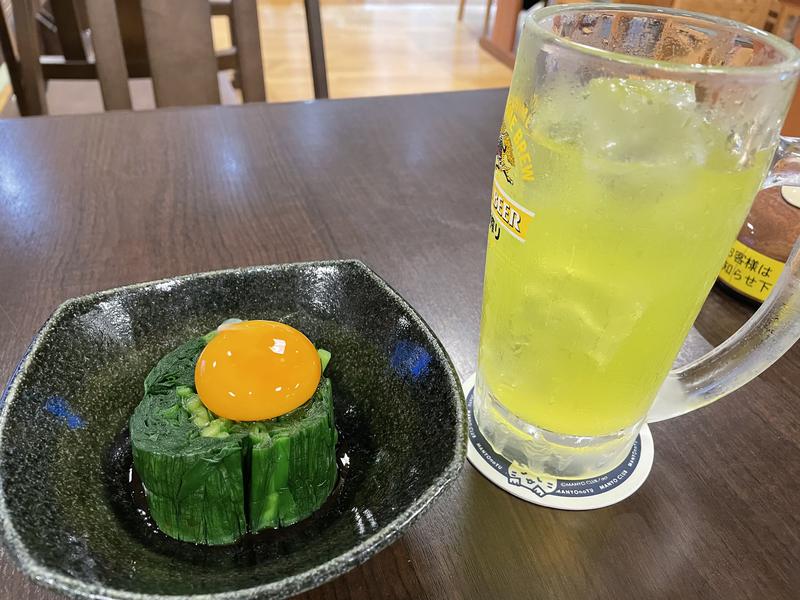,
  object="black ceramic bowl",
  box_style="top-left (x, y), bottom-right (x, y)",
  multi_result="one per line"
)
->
top-left (0, 261), bottom-right (466, 599)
